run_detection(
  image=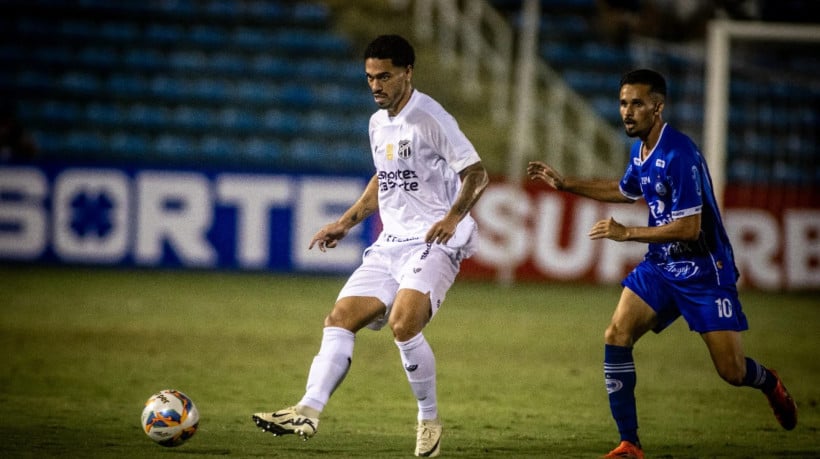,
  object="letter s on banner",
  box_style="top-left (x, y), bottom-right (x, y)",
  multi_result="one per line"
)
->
top-left (0, 167), bottom-right (47, 259)
top-left (473, 184), bottom-right (531, 269)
